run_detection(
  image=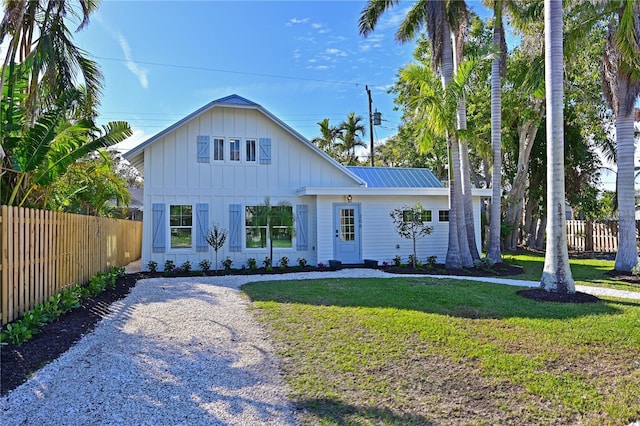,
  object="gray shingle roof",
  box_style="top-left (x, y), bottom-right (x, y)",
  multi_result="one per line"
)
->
top-left (346, 166), bottom-right (444, 188)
